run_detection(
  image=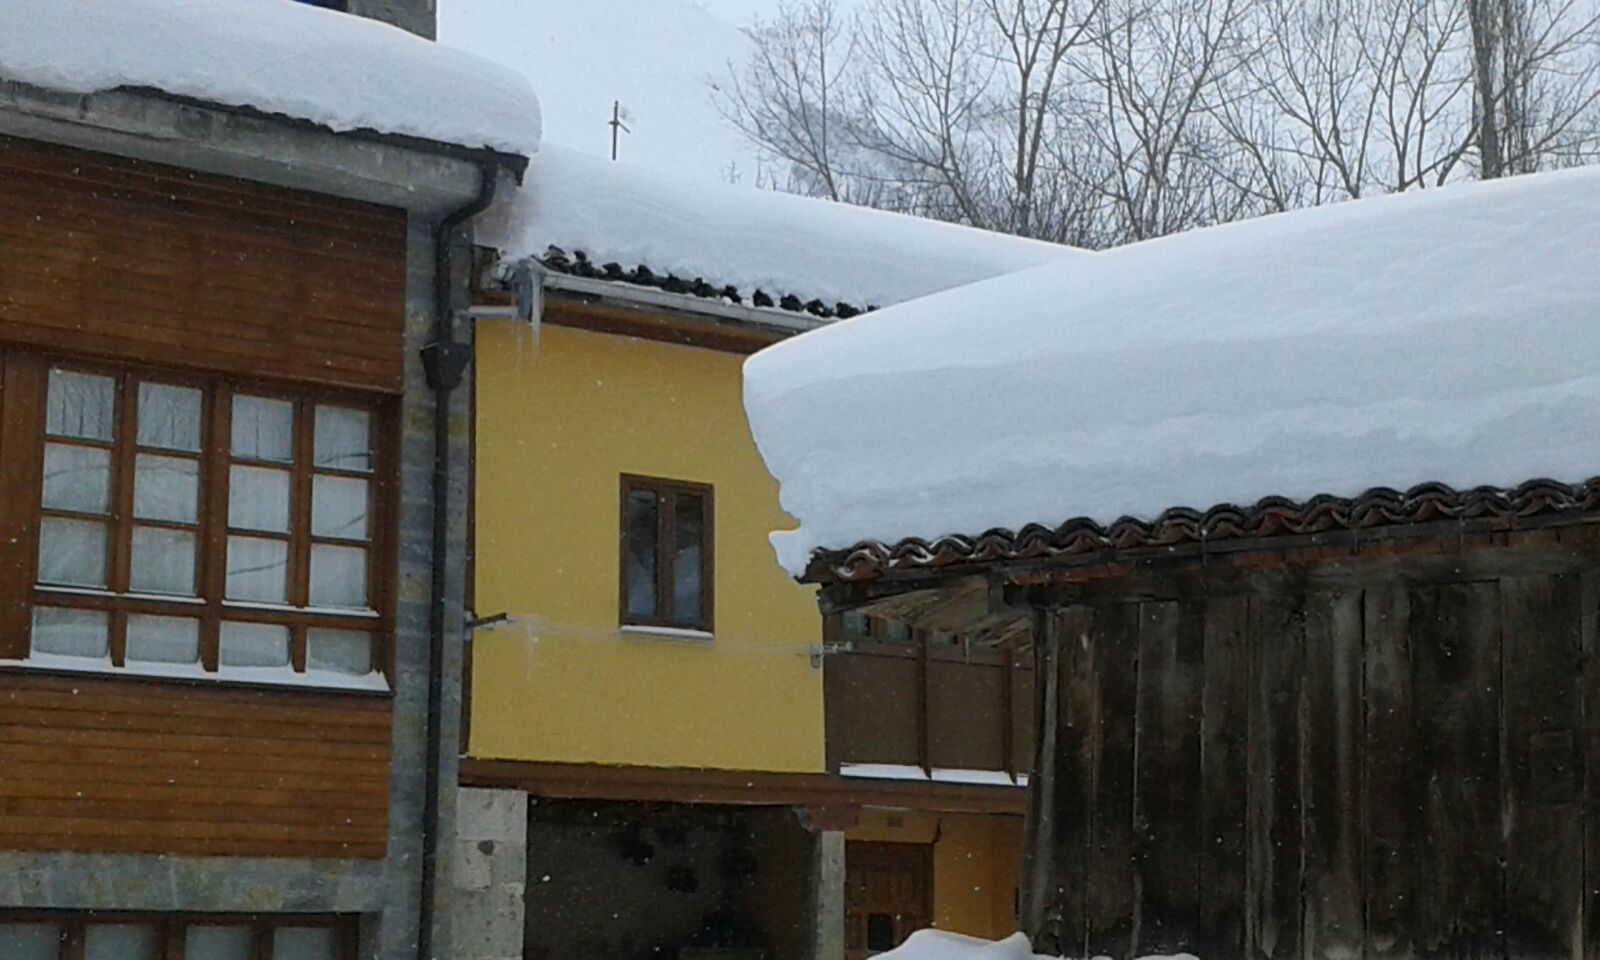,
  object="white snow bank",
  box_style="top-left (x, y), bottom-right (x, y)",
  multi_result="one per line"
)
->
top-left (478, 144), bottom-right (1086, 309)
top-left (880, 929), bottom-right (1202, 960)
top-left (744, 167), bottom-right (1600, 575)
top-left (881, 932), bottom-right (1048, 960)
top-left (0, 0), bottom-right (541, 155)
